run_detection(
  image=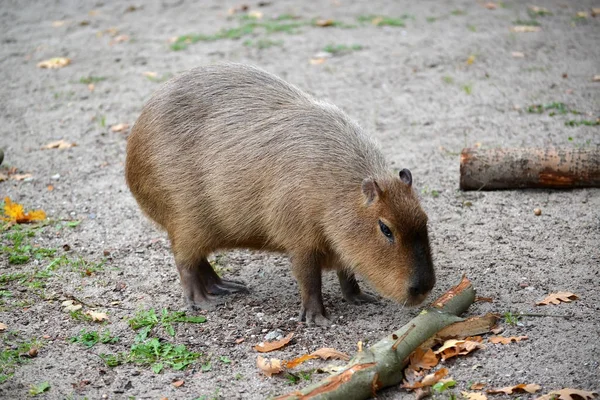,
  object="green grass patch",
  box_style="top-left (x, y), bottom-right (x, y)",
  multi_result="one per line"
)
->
top-left (29, 381), bottom-right (50, 396)
top-left (69, 329), bottom-right (119, 348)
top-left (0, 336), bottom-right (43, 384)
top-left (79, 76), bottom-right (106, 85)
top-left (426, 16), bottom-right (437, 23)
top-left (463, 84), bottom-right (473, 95)
top-left (243, 38), bottom-right (283, 49)
top-left (357, 15), bottom-right (408, 27)
top-left (323, 44), bottom-right (363, 54)
top-left (526, 102), bottom-right (582, 116)
top-left (467, 24), bottom-right (476, 32)
top-left (528, 7), bottom-right (552, 17)
top-left (451, 9), bottom-right (466, 16)
top-left (442, 76), bottom-right (454, 84)
top-left (100, 337), bottom-right (200, 373)
top-left (565, 119), bottom-right (599, 127)
top-left (1, 229), bottom-right (55, 265)
top-left (503, 311), bottom-right (520, 326)
top-left (129, 308), bottom-right (206, 340)
top-left (513, 19), bottom-right (540, 26)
